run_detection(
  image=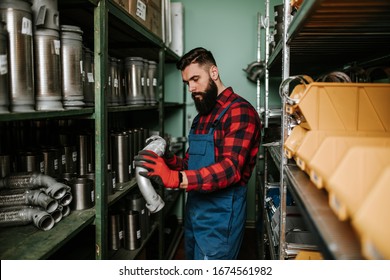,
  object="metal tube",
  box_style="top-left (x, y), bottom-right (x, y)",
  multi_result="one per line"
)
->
top-left (0, 172), bottom-right (69, 200)
top-left (0, 205), bottom-right (55, 231)
top-left (0, 188), bottom-right (58, 213)
top-left (135, 135), bottom-right (165, 213)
